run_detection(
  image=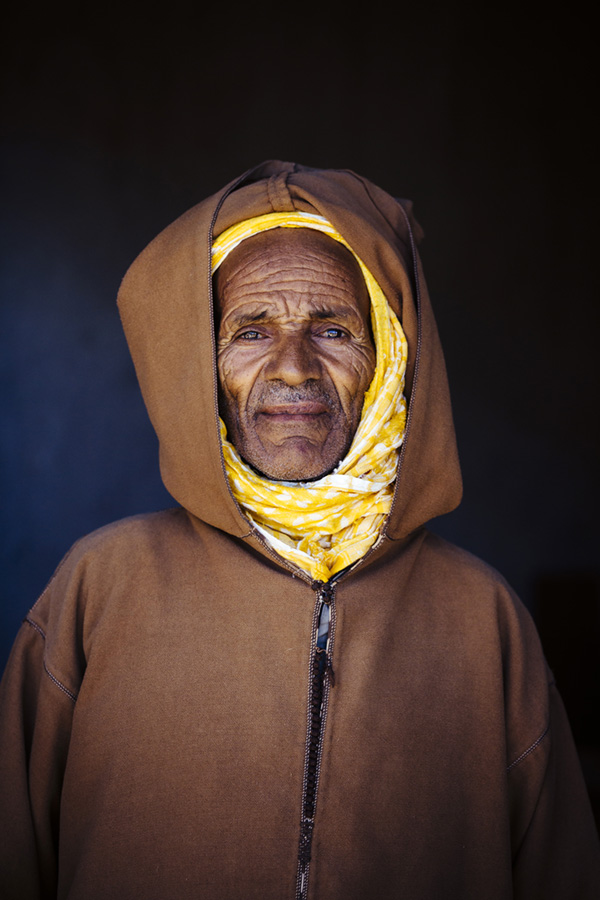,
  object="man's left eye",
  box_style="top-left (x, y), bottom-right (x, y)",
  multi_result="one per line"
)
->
top-left (321, 327), bottom-right (345, 339)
